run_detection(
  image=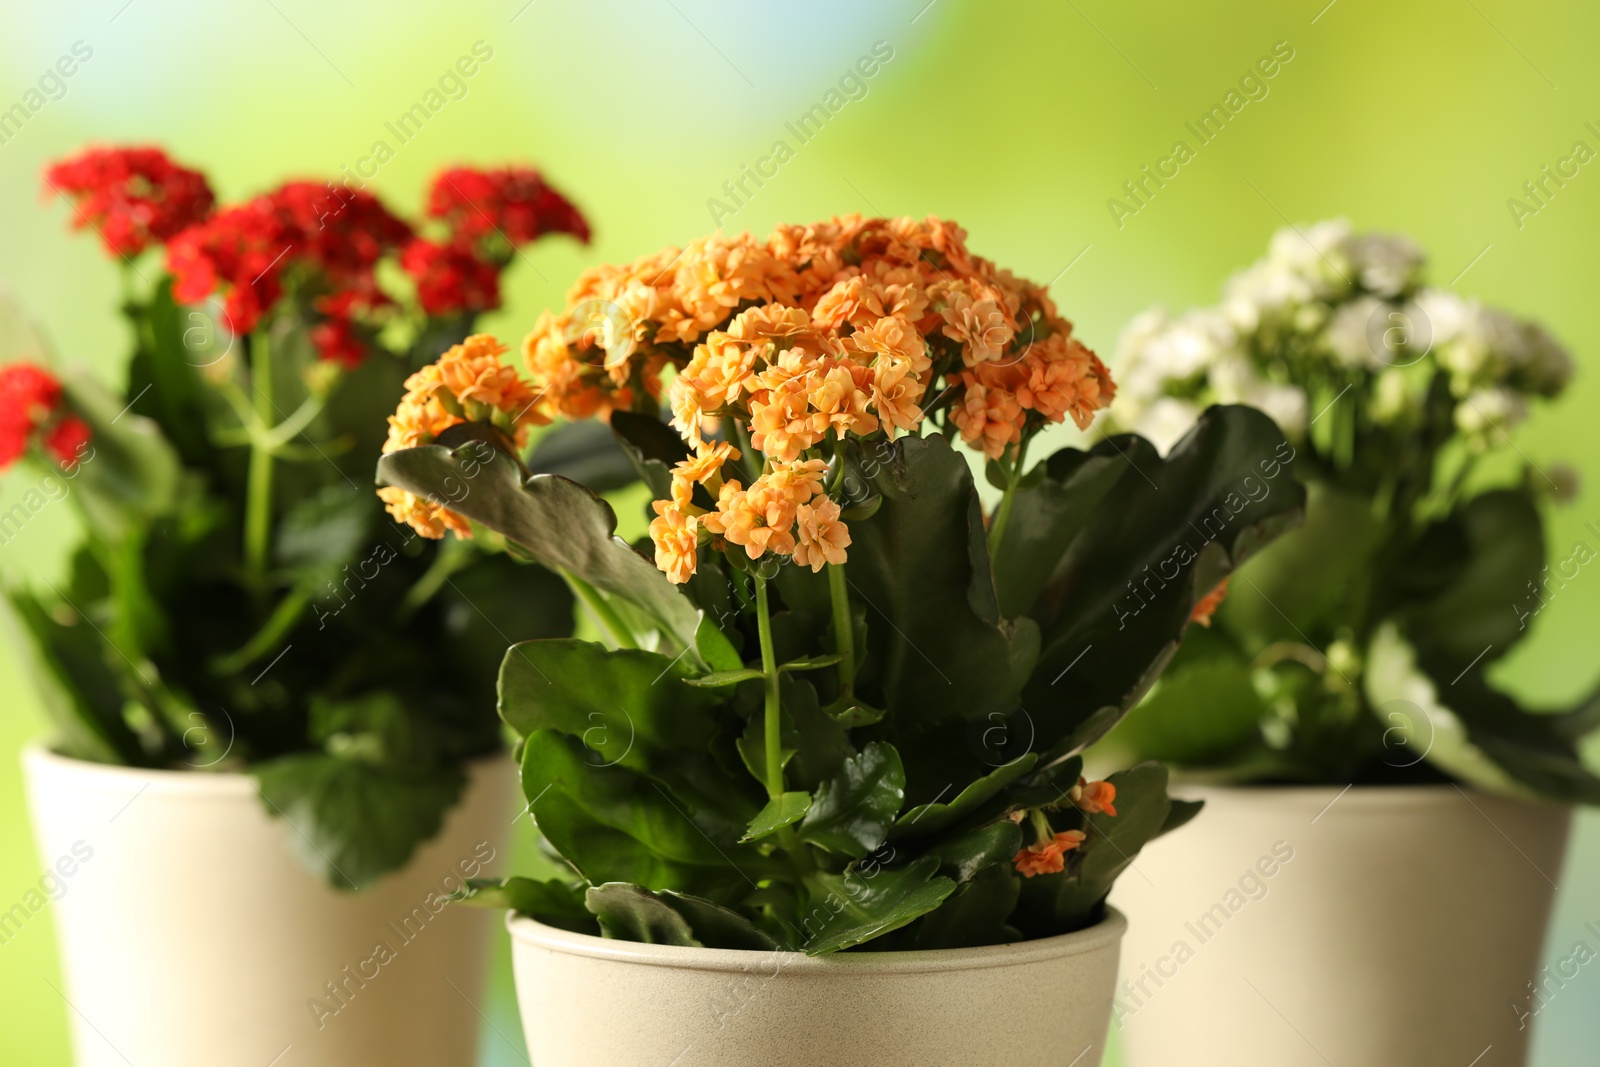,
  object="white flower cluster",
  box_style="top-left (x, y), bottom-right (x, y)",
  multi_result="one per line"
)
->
top-left (1110, 219), bottom-right (1571, 452)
